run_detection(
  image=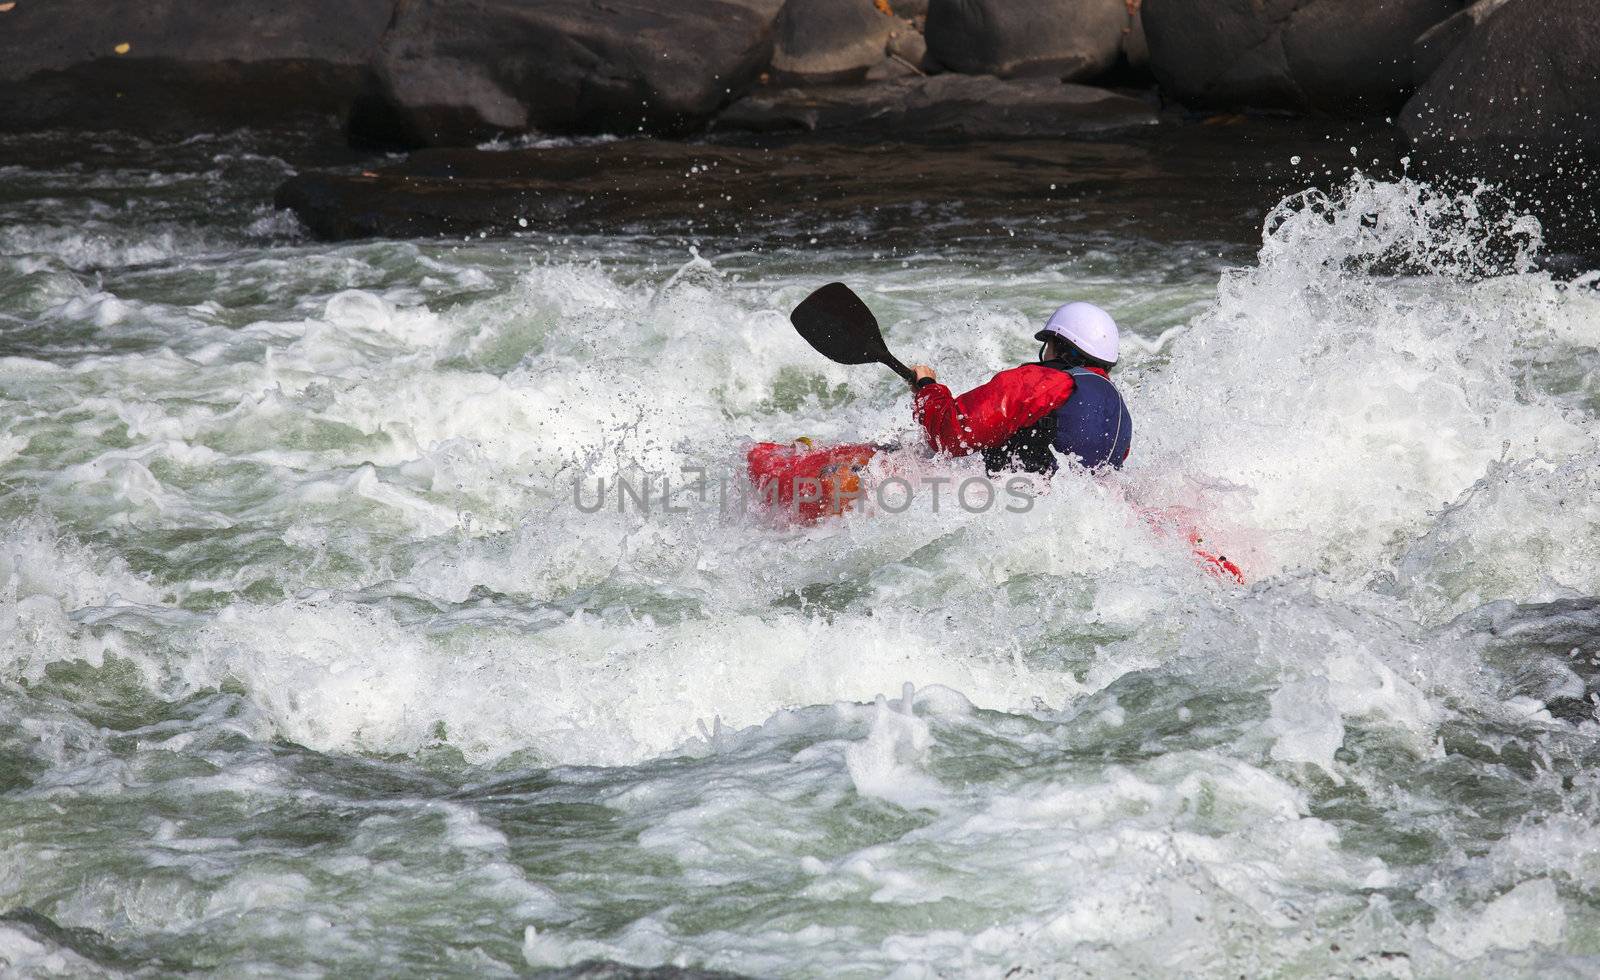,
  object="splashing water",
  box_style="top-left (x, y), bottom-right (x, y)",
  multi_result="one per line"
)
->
top-left (2, 133), bottom-right (1599, 977)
